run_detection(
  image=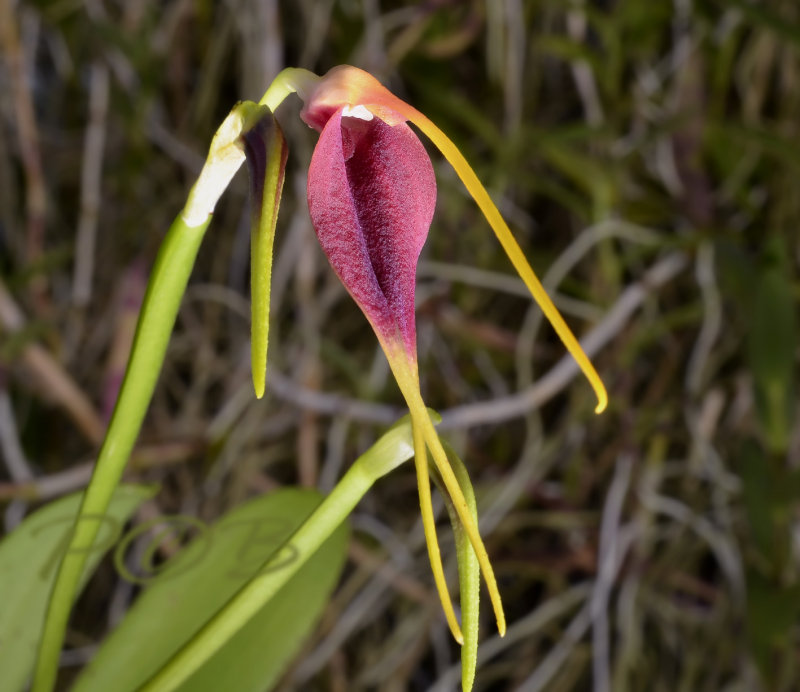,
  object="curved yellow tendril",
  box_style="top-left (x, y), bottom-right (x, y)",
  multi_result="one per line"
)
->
top-left (412, 420), bottom-right (464, 643)
top-left (389, 352), bottom-right (506, 637)
top-left (392, 102), bottom-right (608, 414)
